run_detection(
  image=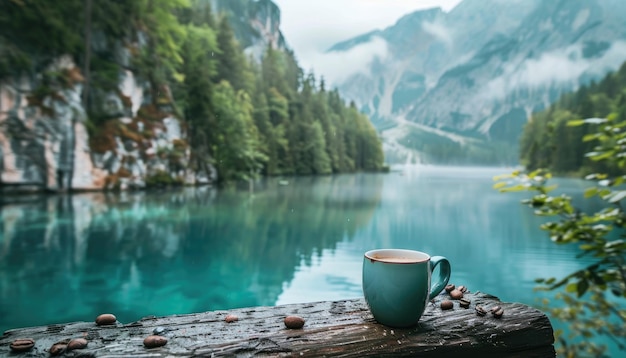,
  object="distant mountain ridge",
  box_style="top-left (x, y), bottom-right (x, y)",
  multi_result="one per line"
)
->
top-left (327, 0), bottom-right (626, 164)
